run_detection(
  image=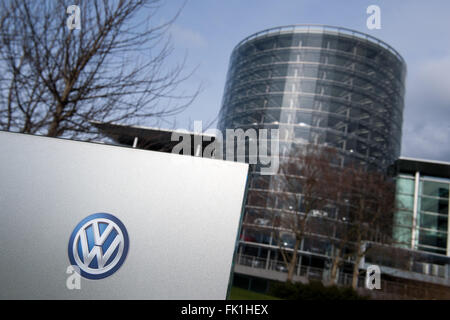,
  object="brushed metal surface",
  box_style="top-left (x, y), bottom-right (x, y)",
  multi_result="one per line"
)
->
top-left (0, 131), bottom-right (248, 299)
